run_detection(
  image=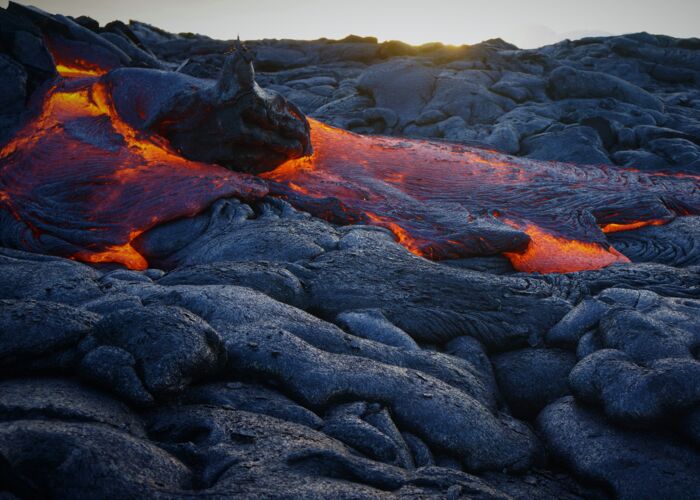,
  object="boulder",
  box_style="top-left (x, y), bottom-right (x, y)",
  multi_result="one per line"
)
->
top-left (548, 65), bottom-right (663, 111)
top-left (522, 125), bottom-right (611, 165)
top-left (426, 75), bottom-right (512, 125)
top-left (105, 45), bottom-right (312, 173)
top-left (0, 250), bottom-right (102, 305)
top-left (78, 305), bottom-right (226, 403)
top-left (491, 71), bottom-right (546, 103)
top-left (538, 397), bottom-right (700, 499)
top-left (358, 60), bottom-right (436, 125)
top-left (335, 309), bottom-right (419, 350)
top-left (570, 349), bottom-right (700, 425)
top-left (546, 298), bottom-right (609, 347)
top-left (492, 348), bottom-right (577, 419)
top-left (0, 299), bottom-right (98, 371)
